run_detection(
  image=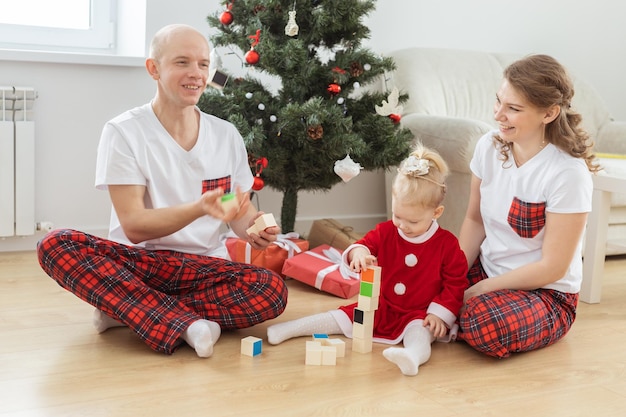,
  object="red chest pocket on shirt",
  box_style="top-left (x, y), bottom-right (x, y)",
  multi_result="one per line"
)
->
top-left (202, 176), bottom-right (232, 195)
top-left (507, 197), bottom-right (546, 239)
